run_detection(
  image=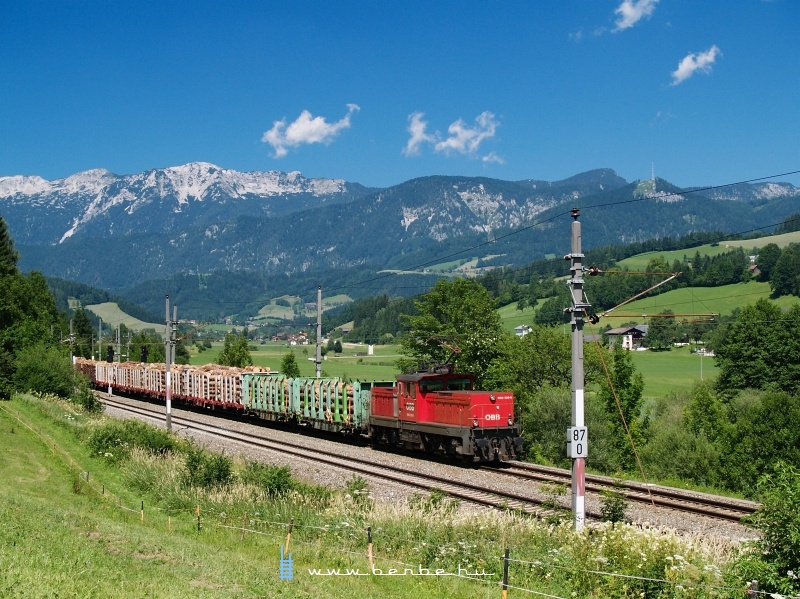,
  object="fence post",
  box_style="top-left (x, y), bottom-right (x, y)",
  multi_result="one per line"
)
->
top-left (367, 527), bottom-right (373, 570)
top-left (747, 580), bottom-right (758, 595)
top-left (140, 500), bottom-right (144, 523)
top-left (196, 505), bottom-right (201, 532)
top-left (501, 548), bottom-right (509, 599)
top-left (284, 518), bottom-right (294, 555)
top-left (240, 512), bottom-right (248, 541)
